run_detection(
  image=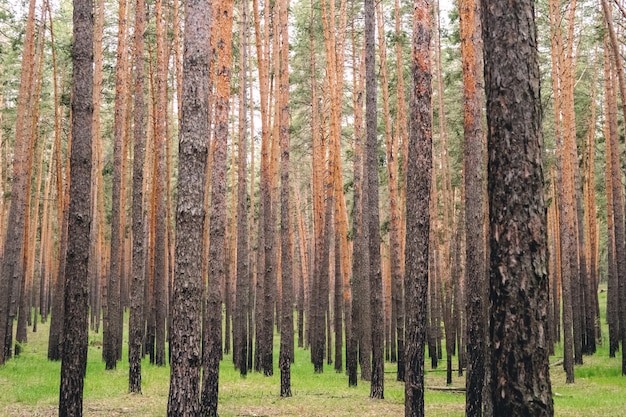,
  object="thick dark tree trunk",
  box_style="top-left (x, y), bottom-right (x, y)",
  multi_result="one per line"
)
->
top-left (58, 0), bottom-right (93, 413)
top-left (364, 0), bottom-right (384, 399)
top-left (482, 0), bottom-right (554, 413)
top-left (404, 0), bottom-right (432, 413)
top-left (166, 0), bottom-right (210, 412)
